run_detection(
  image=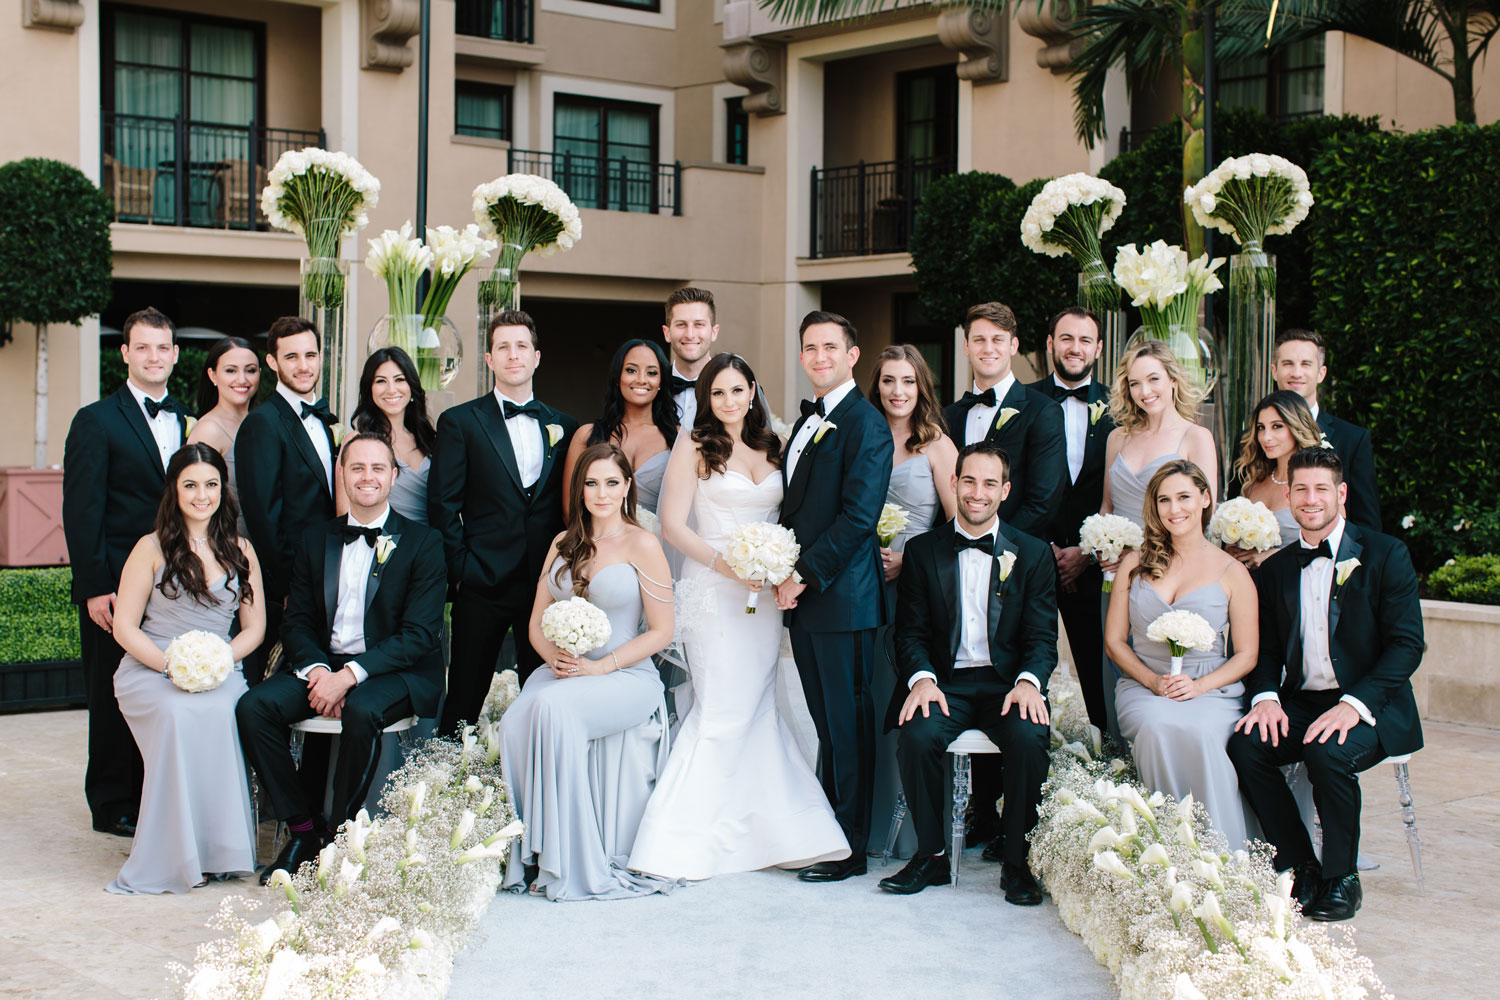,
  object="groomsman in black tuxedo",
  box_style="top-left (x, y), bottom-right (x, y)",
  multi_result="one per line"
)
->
top-left (237, 433), bottom-right (446, 879)
top-left (236, 316), bottom-right (338, 684)
top-left (775, 311), bottom-right (894, 881)
top-left (1228, 448), bottom-right (1423, 921)
top-left (1272, 328), bottom-right (1381, 530)
top-left (942, 302), bottom-right (1065, 538)
top-left (1028, 306), bottom-right (1113, 731)
top-left (662, 287), bottom-right (720, 426)
top-left (63, 307), bottom-right (188, 836)
top-left (430, 309), bottom-right (577, 734)
top-left (878, 442), bottom-right (1057, 903)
